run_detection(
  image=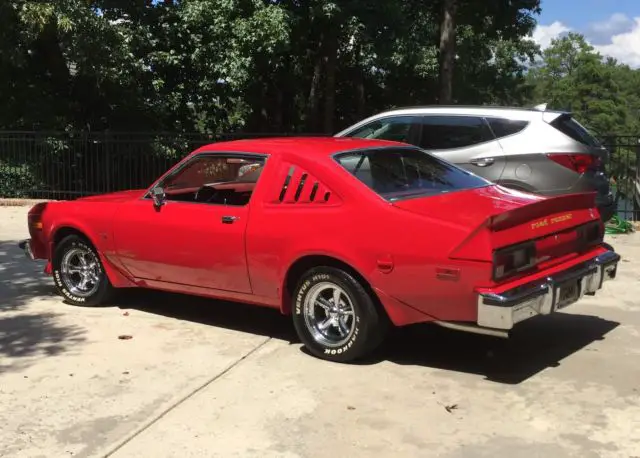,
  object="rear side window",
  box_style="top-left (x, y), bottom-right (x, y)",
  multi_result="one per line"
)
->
top-left (335, 147), bottom-right (489, 201)
top-left (419, 116), bottom-right (494, 150)
top-left (550, 115), bottom-right (601, 147)
top-left (486, 118), bottom-right (529, 139)
top-left (345, 116), bottom-right (423, 145)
